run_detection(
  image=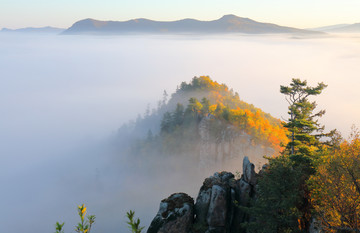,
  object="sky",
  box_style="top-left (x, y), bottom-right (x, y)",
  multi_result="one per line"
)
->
top-left (1, 0), bottom-right (360, 29)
